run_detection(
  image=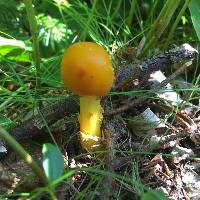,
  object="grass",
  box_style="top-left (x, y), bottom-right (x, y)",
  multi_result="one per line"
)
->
top-left (0, 0), bottom-right (199, 199)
